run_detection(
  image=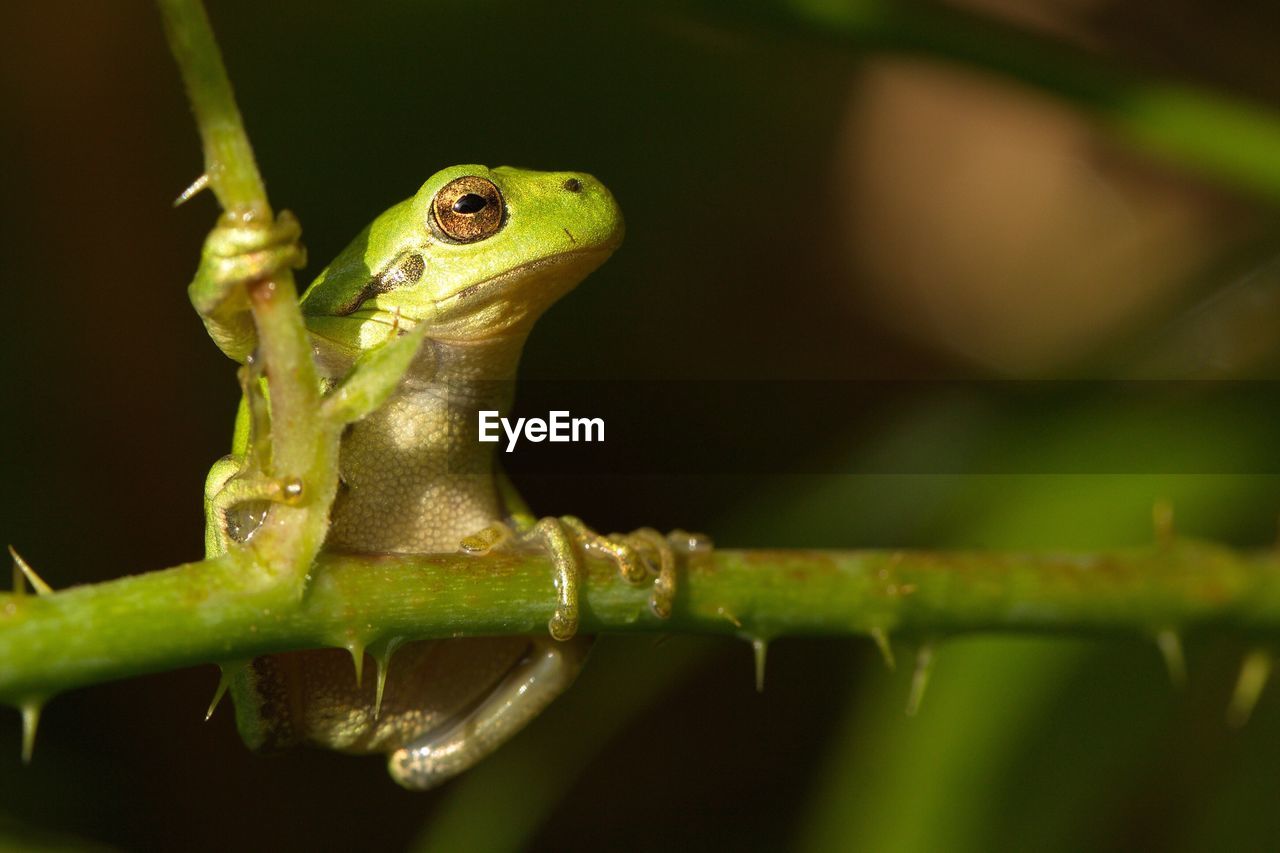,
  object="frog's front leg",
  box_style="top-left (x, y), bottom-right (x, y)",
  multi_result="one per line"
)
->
top-left (388, 635), bottom-right (591, 790)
